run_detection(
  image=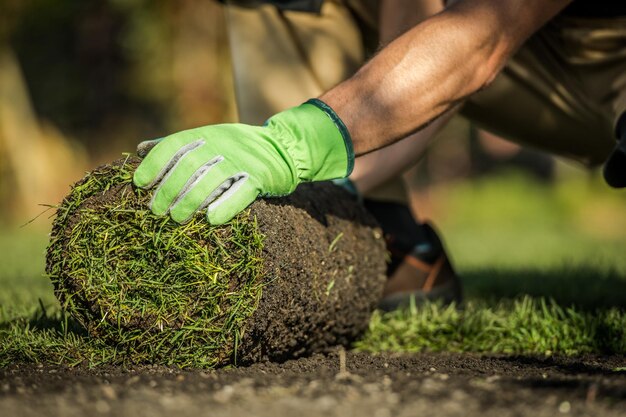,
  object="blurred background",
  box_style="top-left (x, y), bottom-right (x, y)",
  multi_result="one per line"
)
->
top-left (1, 0), bottom-right (237, 223)
top-left (0, 0), bottom-right (624, 313)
